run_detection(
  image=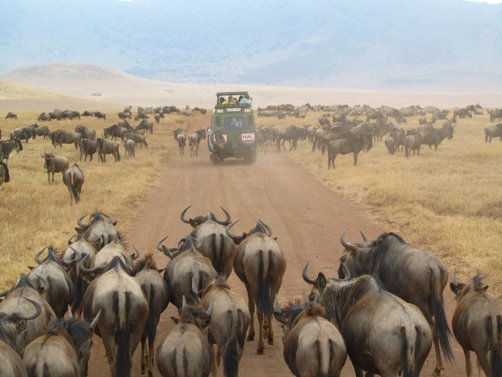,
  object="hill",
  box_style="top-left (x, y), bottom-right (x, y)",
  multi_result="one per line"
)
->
top-left (0, 0), bottom-right (500, 91)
